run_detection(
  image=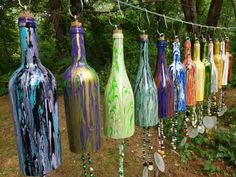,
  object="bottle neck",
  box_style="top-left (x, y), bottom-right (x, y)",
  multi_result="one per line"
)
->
top-left (172, 41), bottom-right (181, 62)
top-left (70, 25), bottom-right (87, 65)
top-left (208, 42), bottom-right (214, 62)
top-left (112, 32), bottom-right (125, 67)
top-left (201, 41), bottom-right (207, 62)
top-left (225, 39), bottom-right (230, 53)
top-left (193, 41), bottom-right (201, 61)
top-left (140, 38), bottom-right (149, 63)
top-left (184, 40), bottom-right (191, 60)
top-left (214, 41), bottom-right (220, 55)
top-left (19, 17), bottom-right (40, 66)
top-left (157, 40), bottom-right (167, 67)
top-left (220, 41), bottom-right (225, 55)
